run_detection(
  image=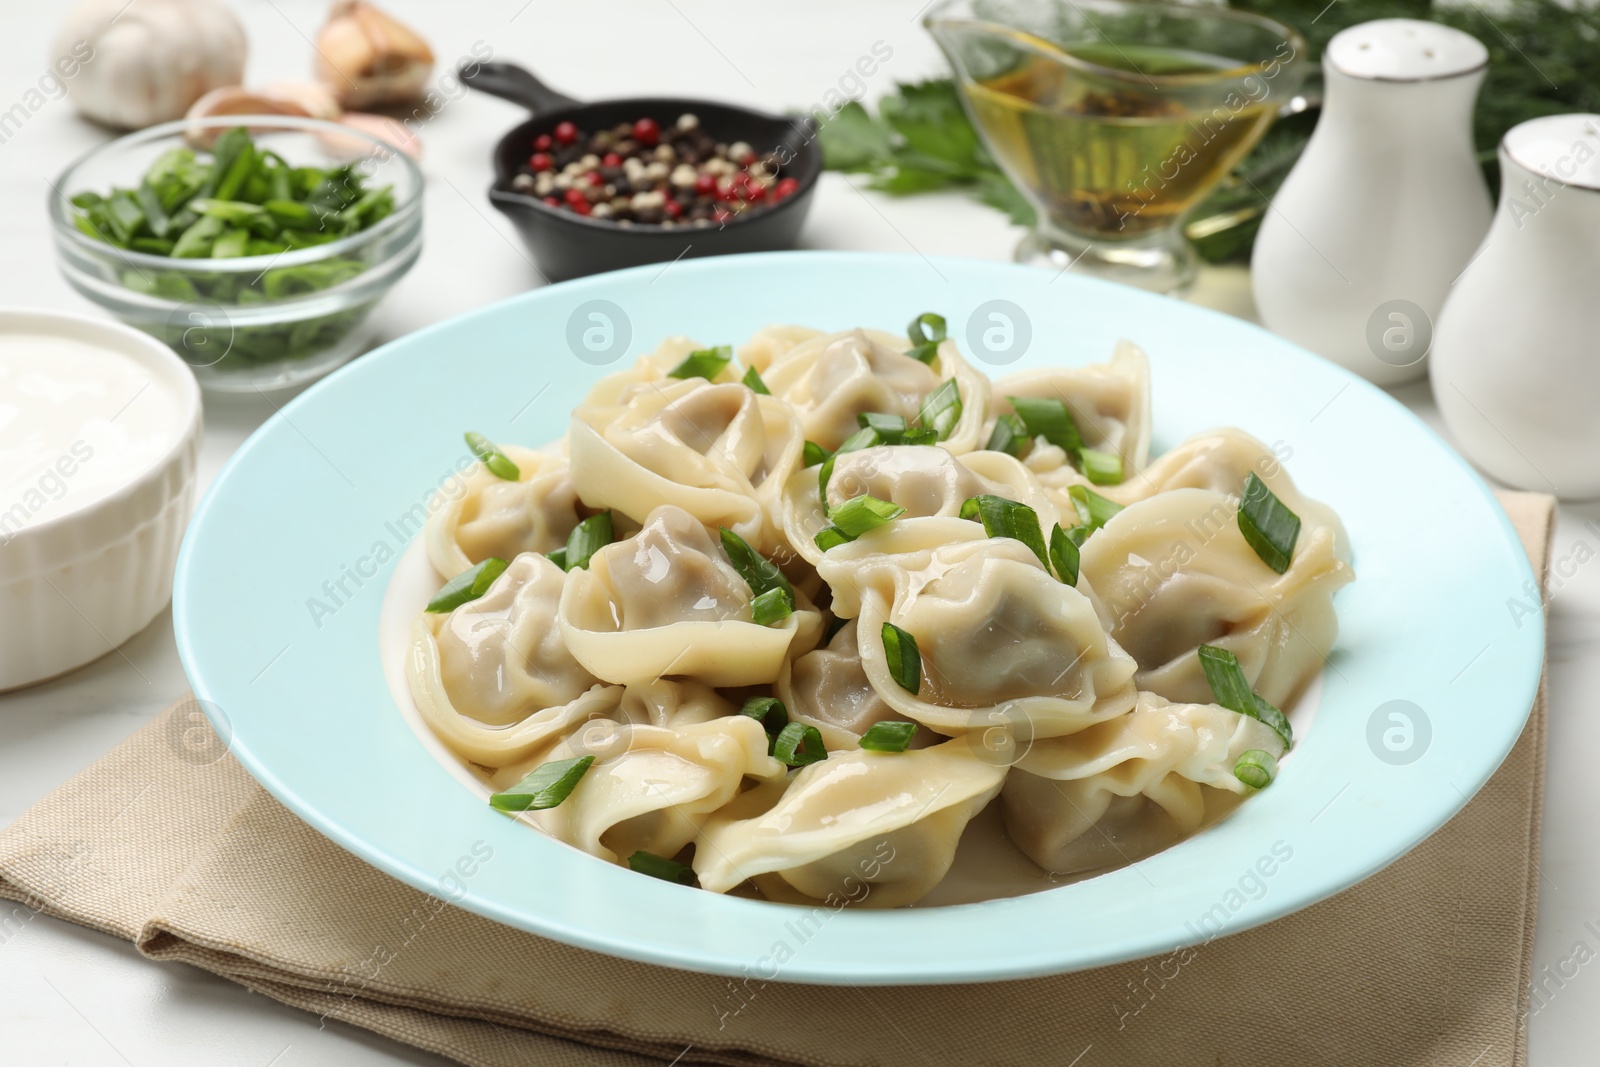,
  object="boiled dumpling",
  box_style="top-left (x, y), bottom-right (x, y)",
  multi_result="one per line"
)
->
top-left (818, 517), bottom-right (1139, 740)
top-left (694, 737), bottom-right (1005, 907)
top-left (407, 553), bottom-right (621, 767)
top-left (759, 328), bottom-right (993, 454)
top-left (425, 445), bottom-right (581, 580)
top-left (778, 619), bottom-right (937, 751)
top-left (738, 324), bottom-right (824, 374)
top-left (558, 505), bottom-right (822, 687)
top-left (1079, 487), bottom-right (1353, 708)
top-left (582, 335), bottom-right (738, 407)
